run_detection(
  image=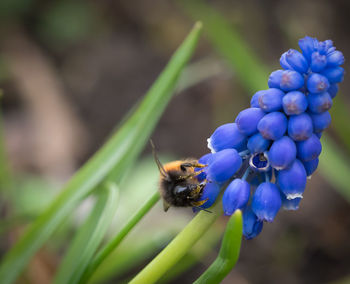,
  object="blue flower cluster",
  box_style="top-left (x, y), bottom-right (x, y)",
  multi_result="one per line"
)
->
top-left (196, 36), bottom-right (345, 239)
